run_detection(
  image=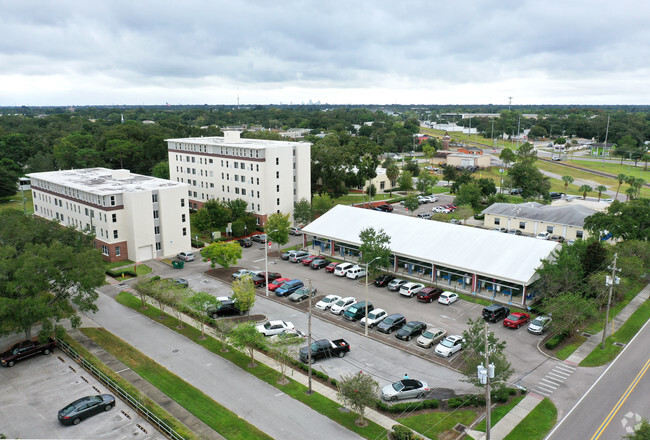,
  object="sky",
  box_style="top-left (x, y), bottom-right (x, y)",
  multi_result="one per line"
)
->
top-left (1, 0), bottom-right (648, 106)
